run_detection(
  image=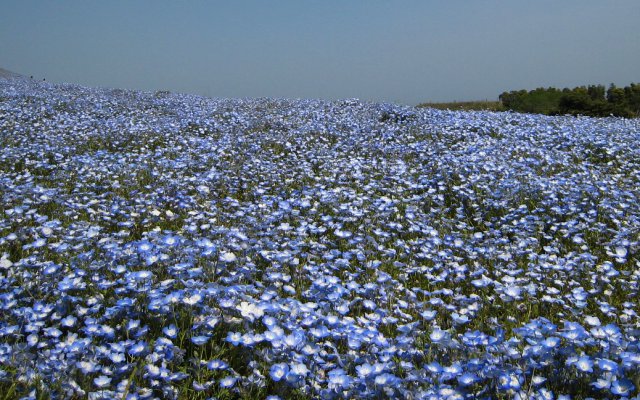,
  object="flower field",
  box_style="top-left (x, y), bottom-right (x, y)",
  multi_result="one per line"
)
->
top-left (1, 78), bottom-right (639, 399)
